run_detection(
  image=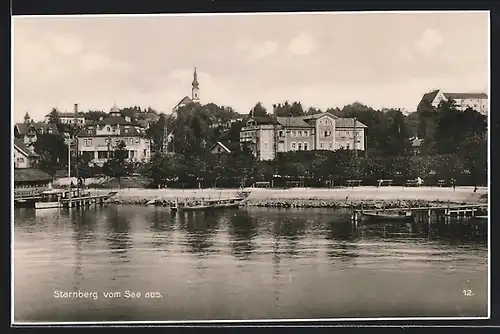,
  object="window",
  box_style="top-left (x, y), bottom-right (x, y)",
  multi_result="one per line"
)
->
top-left (279, 131), bottom-right (284, 137)
top-left (298, 130), bottom-right (302, 137)
top-left (323, 130), bottom-right (331, 137)
top-left (130, 150), bottom-right (135, 159)
top-left (329, 142), bottom-right (332, 149)
top-left (346, 143), bottom-right (350, 149)
top-left (106, 127), bottom-right (110, 132)
top-left (291, 130), bottom-right (296, 137)
top-left (304, 131), bottom-right (309, 136)
top-left (304, 143), bottom-right (308, 150)
top-left (320, 142), bottom-right (323, 149)
top-left (291, 142), bottom-right (296, 150)
top-left (98, 151), bottom-right (108, 159)
top-left (298, 143), bottom-right (302, 150)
